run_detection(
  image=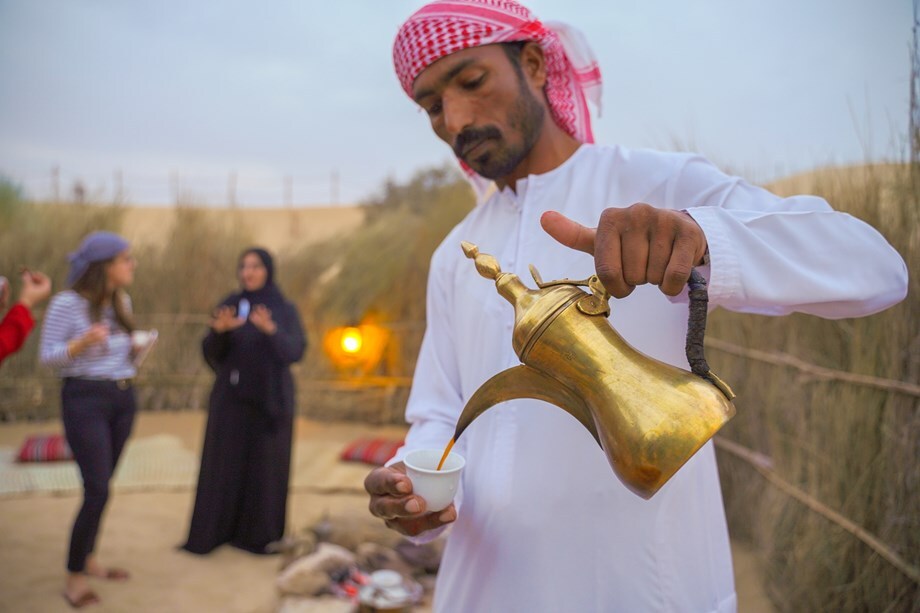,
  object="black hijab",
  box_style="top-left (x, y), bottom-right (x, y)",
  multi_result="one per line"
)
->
top-left (226, 247), bottom-right (286, 312)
